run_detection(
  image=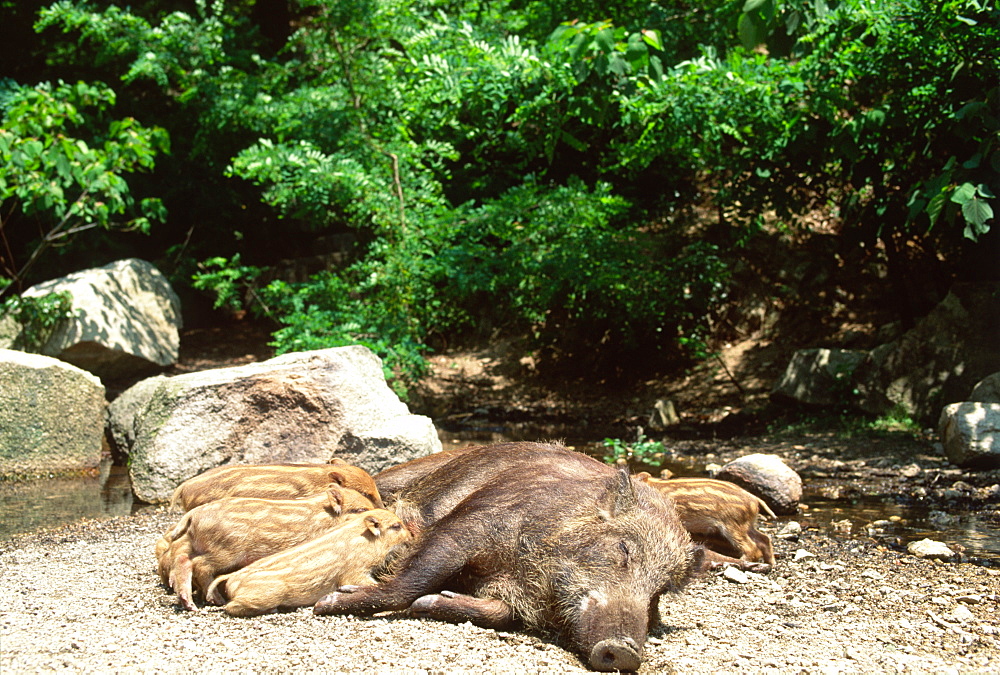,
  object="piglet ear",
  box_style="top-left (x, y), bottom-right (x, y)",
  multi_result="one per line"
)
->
top-left (635, 471), bottom-right (652, 482)
top-left (326, 488), bottom-right (344, 516)
top-left (364, 515), bottom-right (382, 538)
top-left (328, 470), bottom-right (347, 487)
